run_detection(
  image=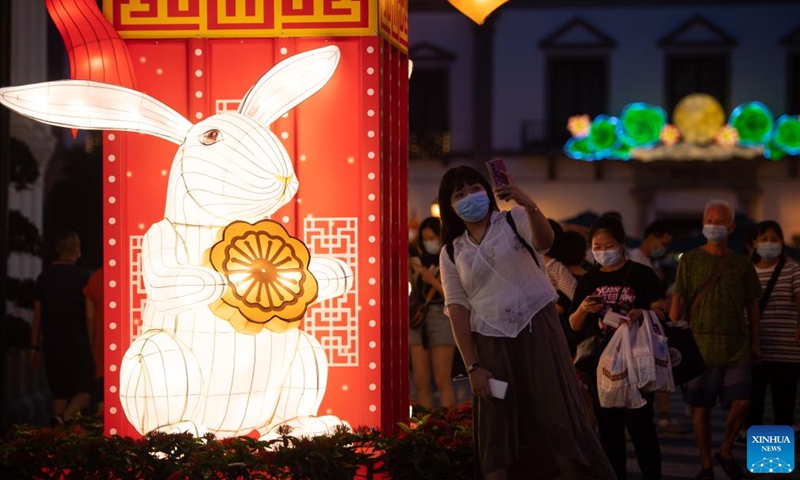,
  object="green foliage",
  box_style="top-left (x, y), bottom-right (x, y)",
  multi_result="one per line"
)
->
top-left (0, 407), bottom-right (477, 479)
top-left (4, 314), bottom-right (31, 348)
top-left (9, 138), bottom-right (40, 191)
top-left (8, 209), bottom-right (43, 257)
top-left (7, 278), bottom-right (37, 310)
top-left (376, 404), bottom-right (473, 480)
